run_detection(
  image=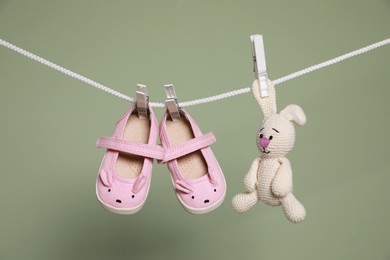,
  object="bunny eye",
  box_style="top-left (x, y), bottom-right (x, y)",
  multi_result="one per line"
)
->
top-left (191, 196), bottom-right (195, 199)
top-left (108, 189), bottom-right (111, 192)
top-left (269, 135), bottom-right (273, 140)
top-left (259, 134), bottom-right (264, 138)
